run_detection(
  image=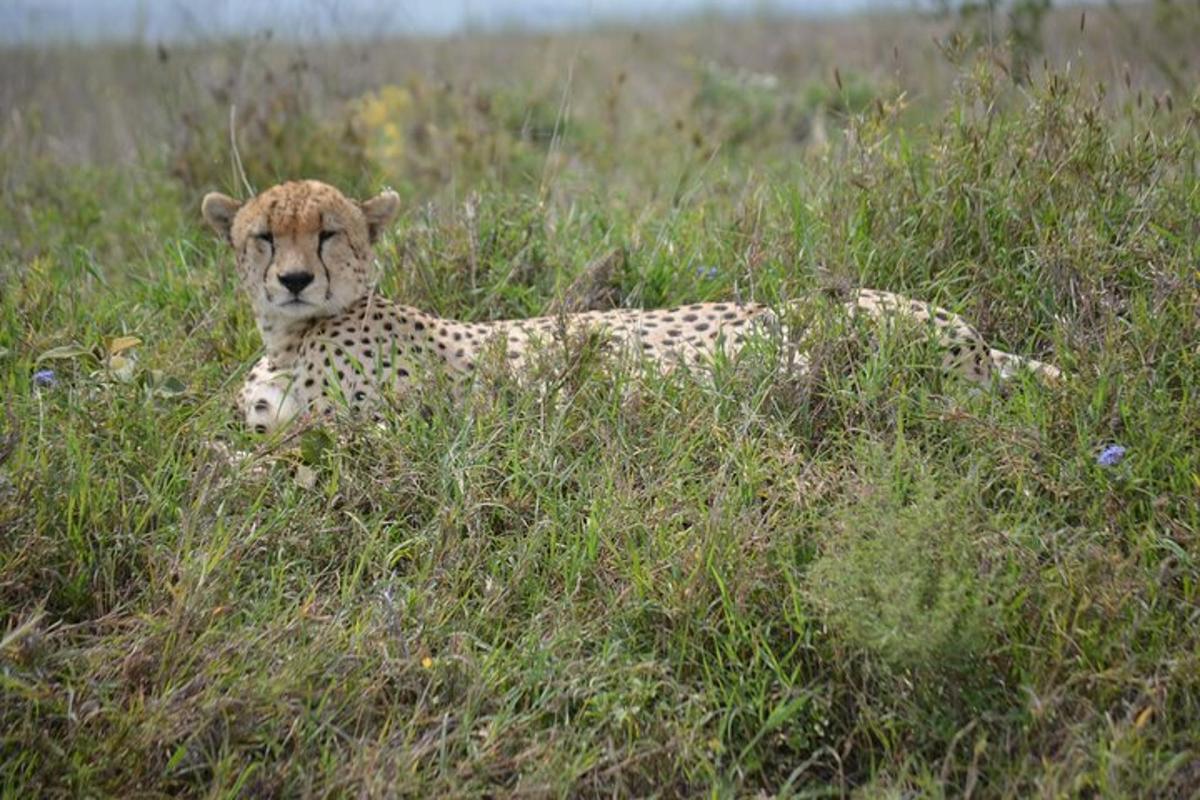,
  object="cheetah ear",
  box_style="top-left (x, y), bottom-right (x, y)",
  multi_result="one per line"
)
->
top-left (201, 192), bottom-right (242, 245)
top-left (359, 190), bottom-right (400, 244)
